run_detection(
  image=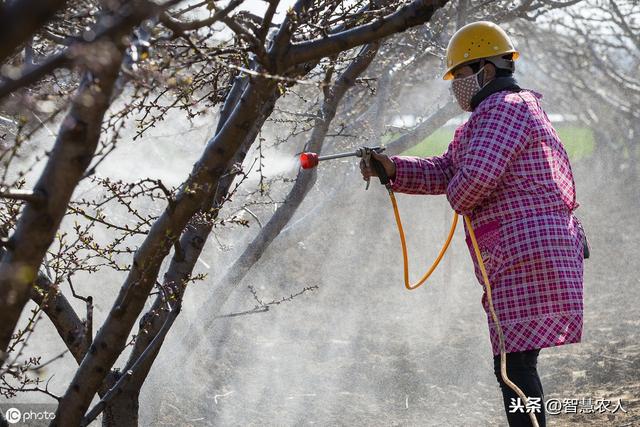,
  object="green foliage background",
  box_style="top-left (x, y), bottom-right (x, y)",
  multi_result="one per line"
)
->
top-left (395, 126), bottom-right (595, 162)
